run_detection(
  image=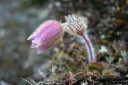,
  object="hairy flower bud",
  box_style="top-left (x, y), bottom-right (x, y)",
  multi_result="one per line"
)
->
top-left (63, 14), bottom-right (96, 62)
top-left (62, 14), bottom-right (87, 36)
top-left (27, 20), bottom-right (63, 54)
